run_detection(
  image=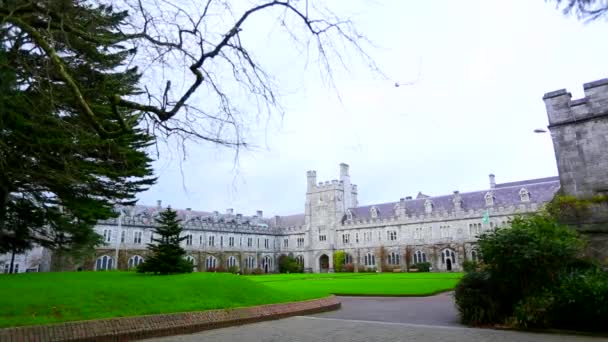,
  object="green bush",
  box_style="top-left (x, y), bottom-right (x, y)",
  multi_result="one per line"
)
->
top-left (227, 265), bottom-right (240, 274)
top-left (550, 269), bottom-right (608, 331)
top-left (461, 260), bottom-right (479, 273)
top-left (278, 254), bottom-right (304, 273)
top-left (333, 251), bottom-right (345, 272)
top-left (475, 215), bottom-right (583, 309)
top-left (414, 262), bottom-right (431, 272)
top-left (454, 213), bottom-right (607, 331)
top-left (454, 271), bottom-right (505, 325)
